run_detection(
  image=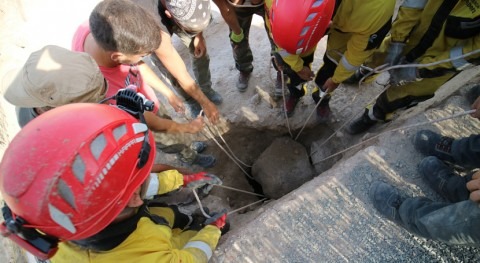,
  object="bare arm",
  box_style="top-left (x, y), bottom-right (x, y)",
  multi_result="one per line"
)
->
top-left (154, 30), bottom-right (219, 123)
top-left (212, 0), bottom-right (242, 35)
top-left (144, 111), bottom-right (204, 134)
top-left (138, 61), bottom-right (184, 112)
